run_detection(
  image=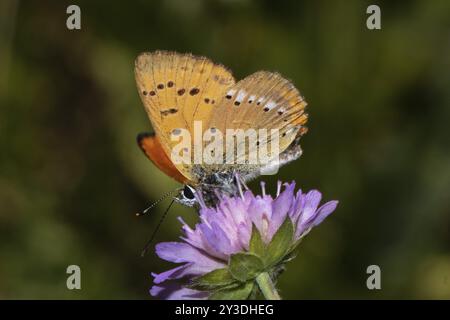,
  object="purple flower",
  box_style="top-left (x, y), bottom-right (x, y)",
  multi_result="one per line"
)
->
top-left (150, 181), bottom-right (338, 300)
